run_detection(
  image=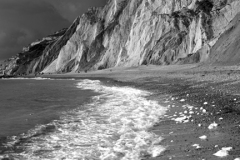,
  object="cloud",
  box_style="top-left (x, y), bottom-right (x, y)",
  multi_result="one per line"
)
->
top-left (0, 0), bottom-right (70, 60)
top-left (0, 0), bottom-right (108, 60)
top-left (0, 30), bottom-right (26, 47)
top-left (0, 29), bottom-right (38, 59)
top-left (45, 0), bottom-right (108, 22)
